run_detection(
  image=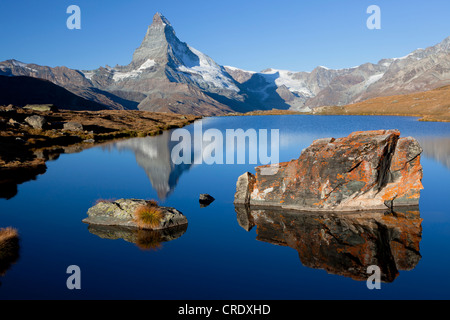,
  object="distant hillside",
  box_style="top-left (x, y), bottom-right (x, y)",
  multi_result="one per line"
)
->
top-left (0, 75), bottom-right (107, 110)
top-left (314, 85), bottom-right (450, 122)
